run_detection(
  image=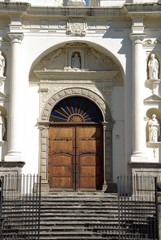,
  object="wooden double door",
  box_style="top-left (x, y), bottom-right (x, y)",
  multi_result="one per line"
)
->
top-left (48, 124), bottom-right (103, 191)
